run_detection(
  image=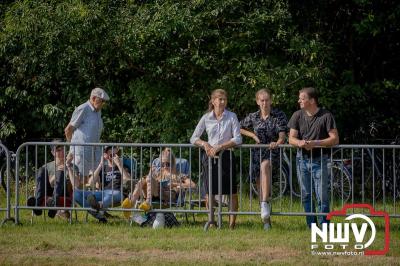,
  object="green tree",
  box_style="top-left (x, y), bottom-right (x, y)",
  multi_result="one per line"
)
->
top-left (1, 0), bottom-right (398, 149)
